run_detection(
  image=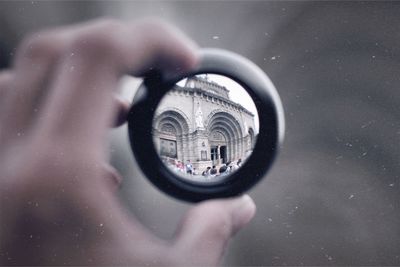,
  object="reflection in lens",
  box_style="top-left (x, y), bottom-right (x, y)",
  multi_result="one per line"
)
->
top-left (152, 74), bottom-right (259, 183)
